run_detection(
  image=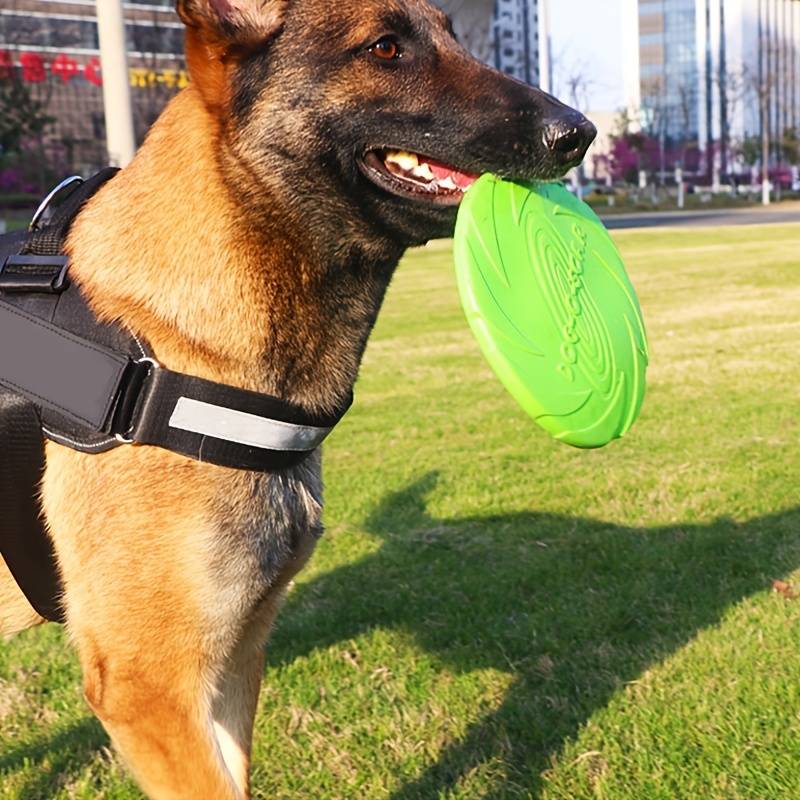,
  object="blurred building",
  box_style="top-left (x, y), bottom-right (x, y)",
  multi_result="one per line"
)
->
top-left (634, 0), bottom-right (800, 175)
top-left (436, 0), bottom-right (551, 89)
top-left (639, 0), bottom-right (700, 140)
top-left (0, 0), bottom-right (184, 172)
top-left (582, 109), bottom-right (618, 180)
